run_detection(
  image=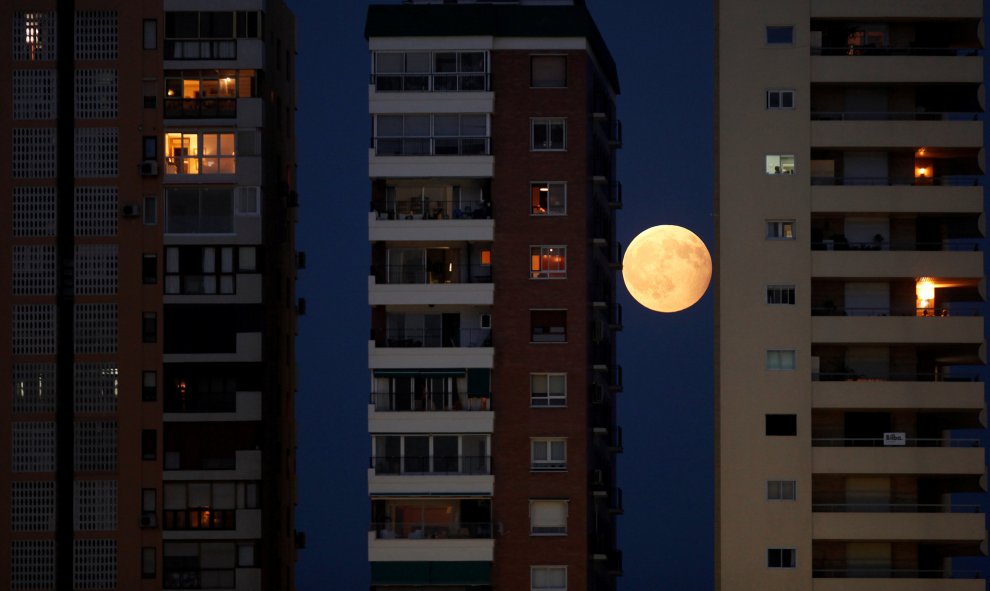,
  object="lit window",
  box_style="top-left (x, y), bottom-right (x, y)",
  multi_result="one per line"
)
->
top-left (766, 221), bottom-right (794, 240)
top-left (766, 89), bottom-right (794, 109)
top-left (530, 500), bottom-right (567, 535)
top-left (766, 349), bottom-right (796, 370)
top-left (480, 249), bottom-right (492, 266)
top-left (531, 566), bottom-right (567, 590)
top-left (164, 131), bottom-right (236, 175)
top-left (766, 154), bottom-right (795, 175)
top-left (766, 285), bottom-right (795, 305)
top-left (531, 373), bottom-right (566, 407)
top-left (532, 118), bottom-right (565, 151)
top-left (531, 182), bottom-right (566, 215)
top-left (767, 480), bottom-right (796, 500)
top-left (531, 439), bottom-right (566, 471)
top-left (766, 26), bottom-right (794, 45)
top-left (768, 548), bottom-right (796, 568)
top-left (530, 246), bottom-right (566, 278)
top-left (531, 55), bottom-right (566, 88)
